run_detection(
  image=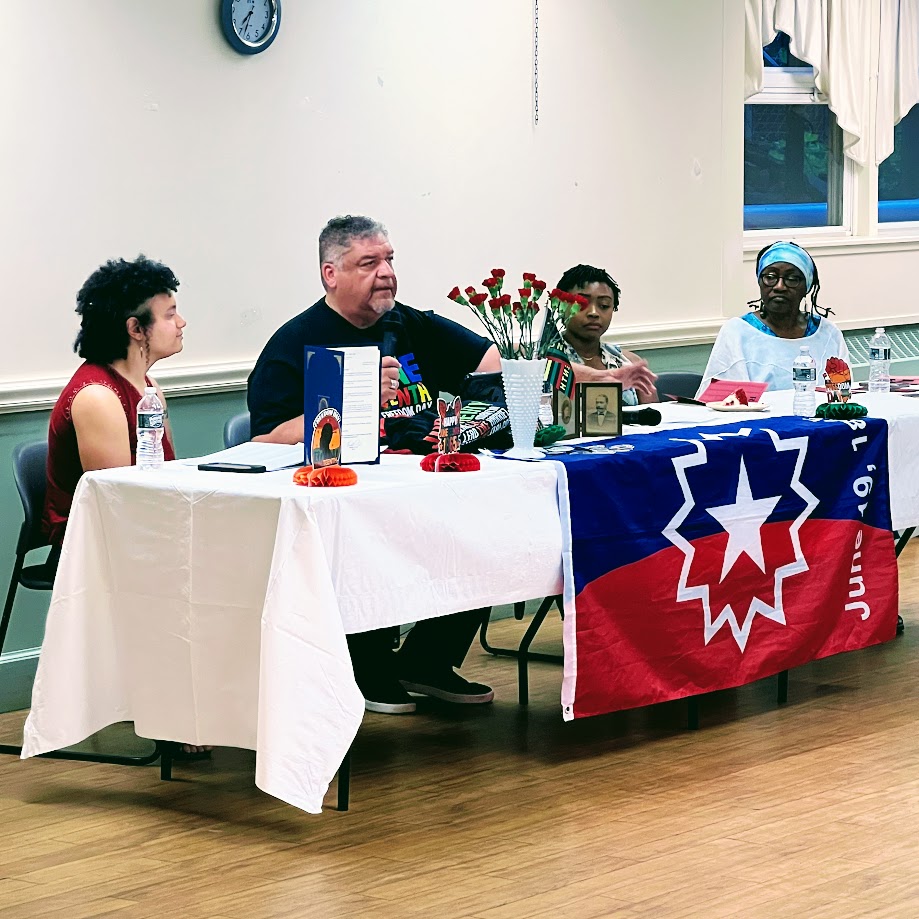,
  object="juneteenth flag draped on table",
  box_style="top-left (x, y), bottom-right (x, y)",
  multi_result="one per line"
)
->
top-left (554, 416), bottom-right (898, 720)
